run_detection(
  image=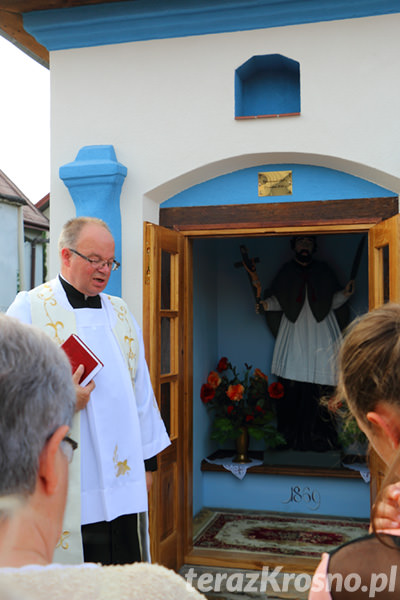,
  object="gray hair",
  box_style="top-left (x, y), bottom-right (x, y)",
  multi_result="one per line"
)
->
top-left (0, 314), bottom-right (76, 497)
top-left (58, 216), bottom-right (112, 256)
